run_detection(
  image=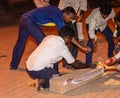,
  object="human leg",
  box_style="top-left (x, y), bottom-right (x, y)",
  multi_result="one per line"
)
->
top-left (86, 39), bottom-right (94, 64)
top-left (101, 26), bottom-right (114, 58)
top-left (86, 24), bottom-right (95, 64)
top-left (26, 67), bottom-right (60, 88)
top-left (10, 17), bottom-right (46, 69)
top-left (23, 20), bottom-right (45, 44)
top-left (10, 27), bottom-right (29, 69)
